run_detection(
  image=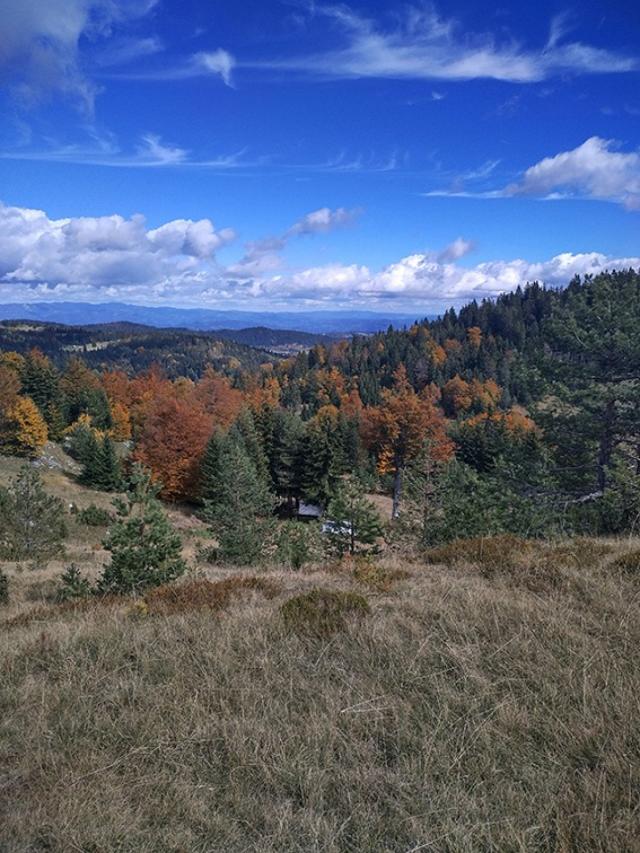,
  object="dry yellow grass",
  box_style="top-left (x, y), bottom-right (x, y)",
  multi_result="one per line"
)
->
top-left (2, 533), bottom-right (640, 851)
